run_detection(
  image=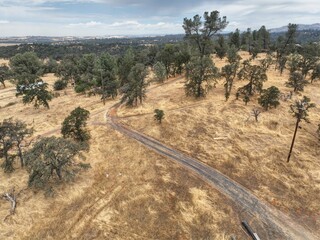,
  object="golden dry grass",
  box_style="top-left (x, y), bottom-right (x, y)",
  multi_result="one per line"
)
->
top-left (0, 73), bottom-right (246, 239)
top-left (118, 52), bottom-right (320, 234)
top-left (0, 59), bottom-right (9, 65)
